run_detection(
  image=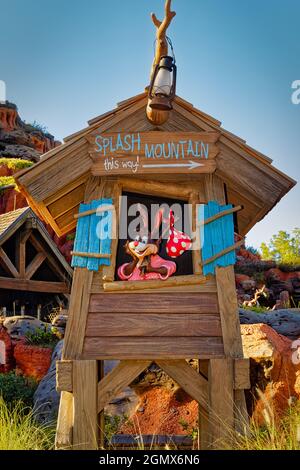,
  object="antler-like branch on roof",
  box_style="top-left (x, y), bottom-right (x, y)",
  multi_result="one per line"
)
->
top-left (151, 0), bottom-right (176, 71)
top-left (146, 0), bottom-right (176, 126)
